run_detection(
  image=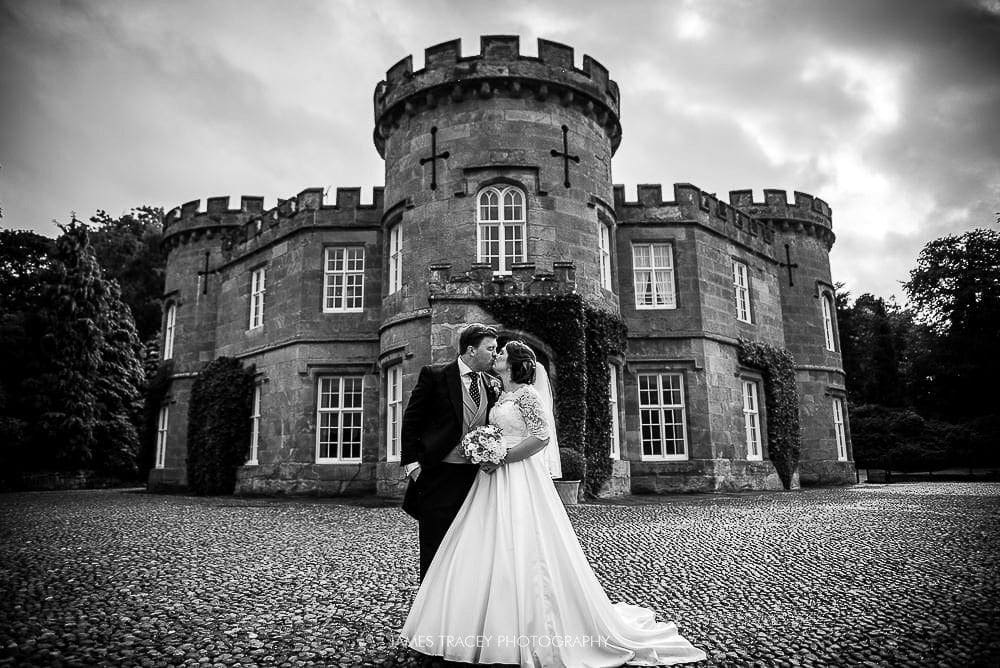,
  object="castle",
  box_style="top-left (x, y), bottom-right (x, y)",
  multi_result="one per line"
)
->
top-left (149, 36), bottom-right (855, 497)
